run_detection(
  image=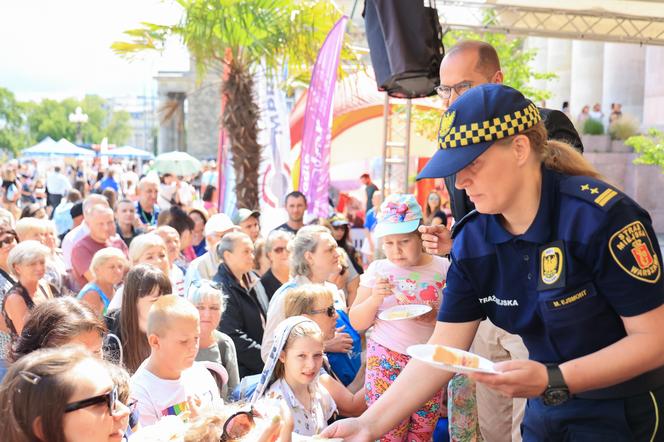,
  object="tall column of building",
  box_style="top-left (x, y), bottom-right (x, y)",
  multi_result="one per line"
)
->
top-left (570, 40), bottom-right (605, 120)
top-left (524, 37), bottom-right (548, 95)
top-left (545, 38), bottom-right (572, 112)
top-left (602, 43), bottom-right (646, 125)
top-left (643, 46), bottom-right (664, 129)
